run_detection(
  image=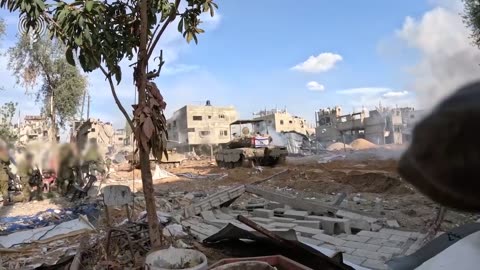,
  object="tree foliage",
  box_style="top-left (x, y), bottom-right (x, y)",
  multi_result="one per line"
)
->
top-left (0, 101), bottom-right (18, 144)
top-left (464, 0), bottom-right (480, 47)
top-left (7, 35), bottom-right (87, 127)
